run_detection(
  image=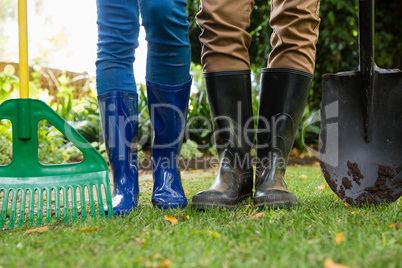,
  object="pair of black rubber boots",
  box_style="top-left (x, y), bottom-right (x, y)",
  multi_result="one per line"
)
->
top-left (192, 68), bottom-right (313, 209)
